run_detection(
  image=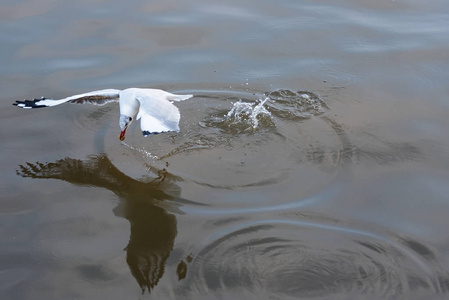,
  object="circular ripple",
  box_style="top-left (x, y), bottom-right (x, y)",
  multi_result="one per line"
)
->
top-left (187, 220), bottom-right (440, 299)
